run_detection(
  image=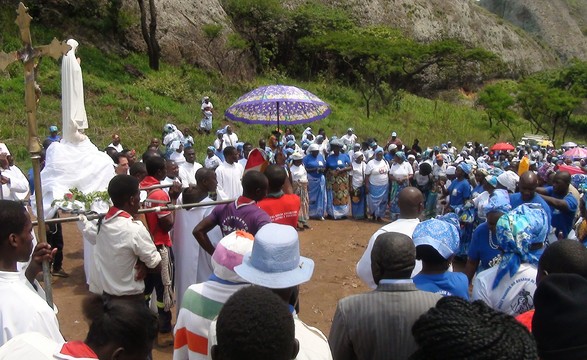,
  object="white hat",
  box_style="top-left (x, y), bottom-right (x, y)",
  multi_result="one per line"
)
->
top-left (388, 144), bottom-right (398, 151)
top-left (446, 166), bottom-right (456, 175)
top-left (408, 154), bottom-right (416, 160)
top-left (497, 171), bottom-right (520, 193)
top-left (290, 151), bottom-right (304, 160)
top-left (234, 224), bottom-right (314, 289)
top-left (392, 131), bottom-right (397, 137)
top-left (212, 230), bottom-right (255, 283)
top-left (307, 143), bottom-right (320, 152)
